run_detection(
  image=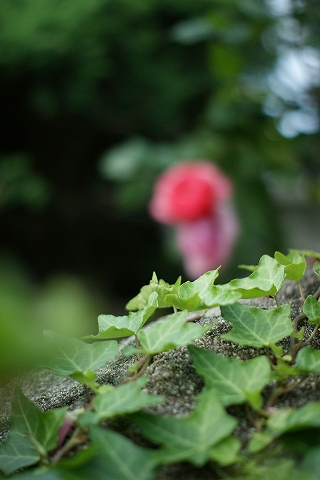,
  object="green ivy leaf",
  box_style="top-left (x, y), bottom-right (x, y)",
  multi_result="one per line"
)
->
top-left (83, 291), bottom-right (158, 340)
top-left (89, 427), bottom-right (159, 480)
top-left (0, 389), bottom-right (67, 476)
top-left (229, 255), bottom-right (285, 298)
top-left (40, 331), bottom-right (118, 385)
top-left (274, 251), bottom-right (306, 281)
top-left (313, 262), bottom-right (320, 280)
top-left (188, 346), bottom-right (270, 406)
top-left (165, 270), bottom-right (241, 310)
top-left (303, 296), bottom-right (320, 326)
top-left (79, 377), bottom-right (163, 426)
top-left (249, 402), bottom-right (320, 453)
top-left (289, 249), bottom-right (320, 261)
top-left (209, 436), bottom-right (242, 466)
top-left (124, 310), bottom-right (211, 356)
top-left (130, 390), bottom-right (237, 466)
top-left (221, 303), bottom-right (293, 348)
top-left (296, 346), bottom-right (320, 374)
top-left (126, 273), bottom-right (181, 310)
